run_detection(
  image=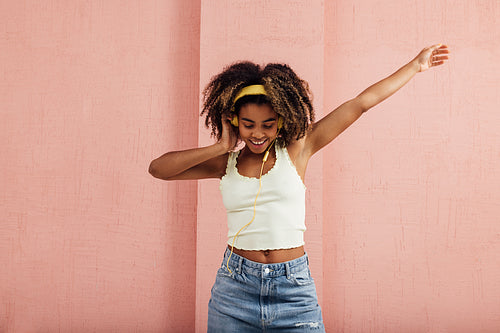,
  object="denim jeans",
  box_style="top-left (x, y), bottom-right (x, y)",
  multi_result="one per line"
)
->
top-left (207, 248), bottom-right (325, 332)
